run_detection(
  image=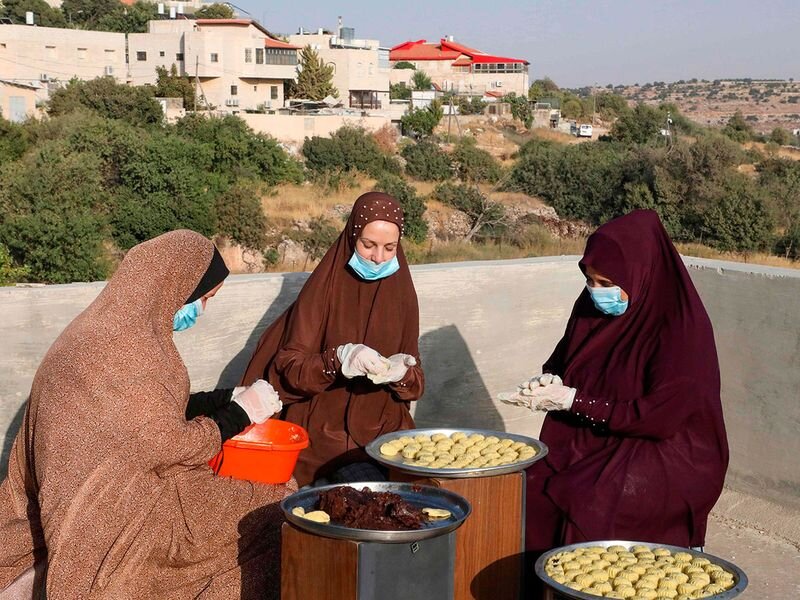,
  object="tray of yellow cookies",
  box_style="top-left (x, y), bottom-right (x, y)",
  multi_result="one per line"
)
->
top-left (535, 540), bottom-right (747, 599)
top-left (366, 428), bottom-right (548, 478)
